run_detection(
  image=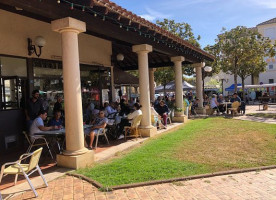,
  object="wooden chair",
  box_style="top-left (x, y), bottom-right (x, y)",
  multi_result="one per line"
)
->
top-left (23, 131), bottom-right (54, 160)
top-left (0, 148), bottom-right (48, 197)
top-left (228, 101), bottom-right (240, 117)
top-left (124, 115), bottom-right (143, 140)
